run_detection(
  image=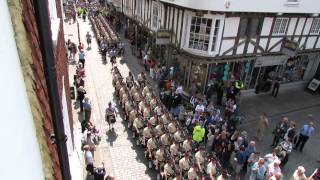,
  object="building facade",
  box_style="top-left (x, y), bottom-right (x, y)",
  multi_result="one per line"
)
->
top-left (112, 0), bottom-right (320, 93)
top-left (1, 0), bottom-right (75, 179)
